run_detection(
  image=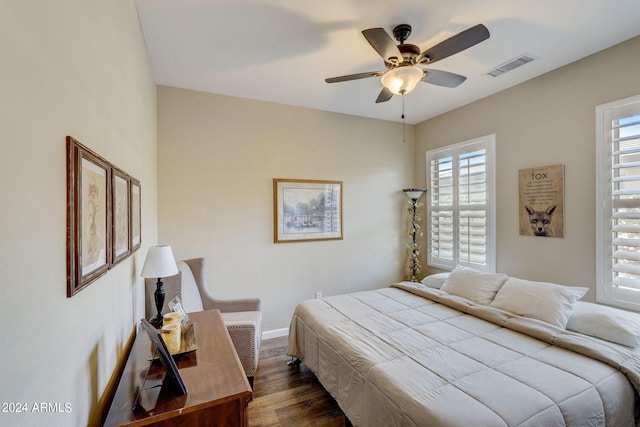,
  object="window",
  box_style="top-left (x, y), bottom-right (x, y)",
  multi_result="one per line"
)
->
top-left (596, 94), bottom-right (640, 311)
top-left (426, 135), bottom-right (496, 272)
